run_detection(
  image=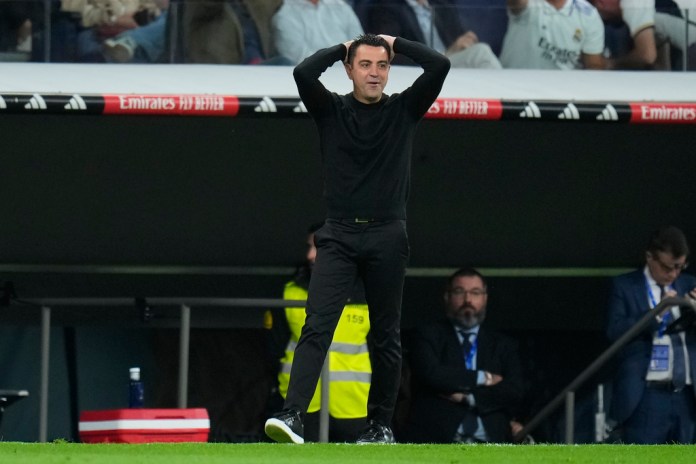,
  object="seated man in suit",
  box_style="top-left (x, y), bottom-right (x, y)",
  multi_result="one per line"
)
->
top-left (403, 267), bottom-right (526, 443)
top-left (363, 0), bottom-right (502, 68)
top-left (607, 225), bottom-right (696, 444)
